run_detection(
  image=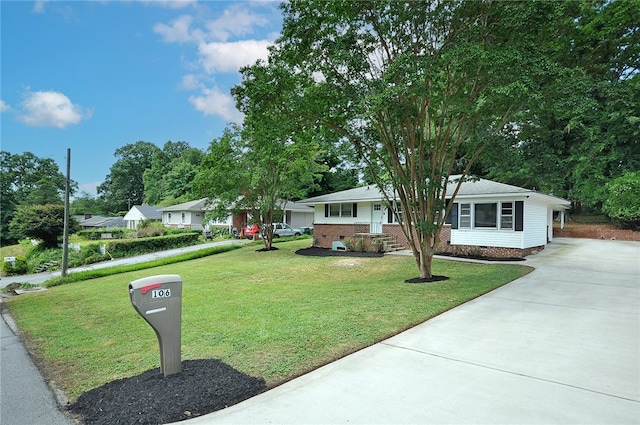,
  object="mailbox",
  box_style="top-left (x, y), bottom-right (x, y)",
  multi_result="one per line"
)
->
top-left (129, 274), bottom-right (182, 376)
